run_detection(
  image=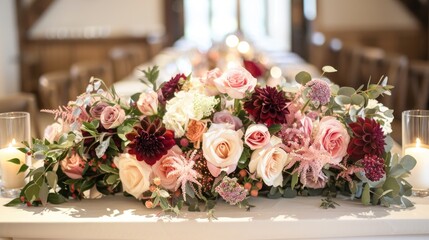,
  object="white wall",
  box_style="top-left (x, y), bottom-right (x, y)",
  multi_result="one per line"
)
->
top-left (316, 0), bottom-right (420, 30)
top-left (0, 0), bottom-right (20, 96)
top-left (30, 0), bottom-right (164, 39)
